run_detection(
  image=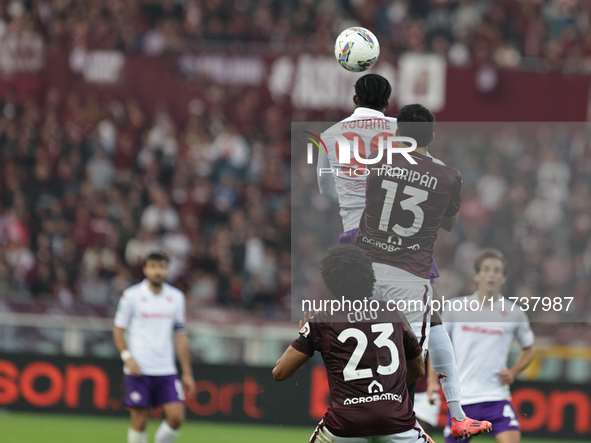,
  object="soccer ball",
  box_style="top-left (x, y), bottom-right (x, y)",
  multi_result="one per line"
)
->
top-left (334, 27), bottom-right (380, 73)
